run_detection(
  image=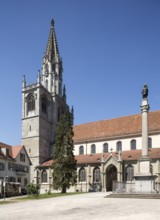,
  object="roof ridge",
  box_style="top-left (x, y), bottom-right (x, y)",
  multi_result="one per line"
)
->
top-left (74, 110), bottom-right (160, 127)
